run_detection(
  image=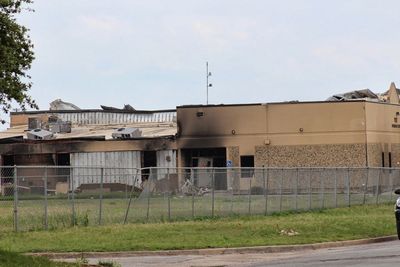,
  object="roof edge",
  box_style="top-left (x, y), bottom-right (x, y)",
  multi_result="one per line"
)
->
top-left (11, 108), bottom-right (177, 115)
top-left (177, 100), bottom-right (371, 109)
